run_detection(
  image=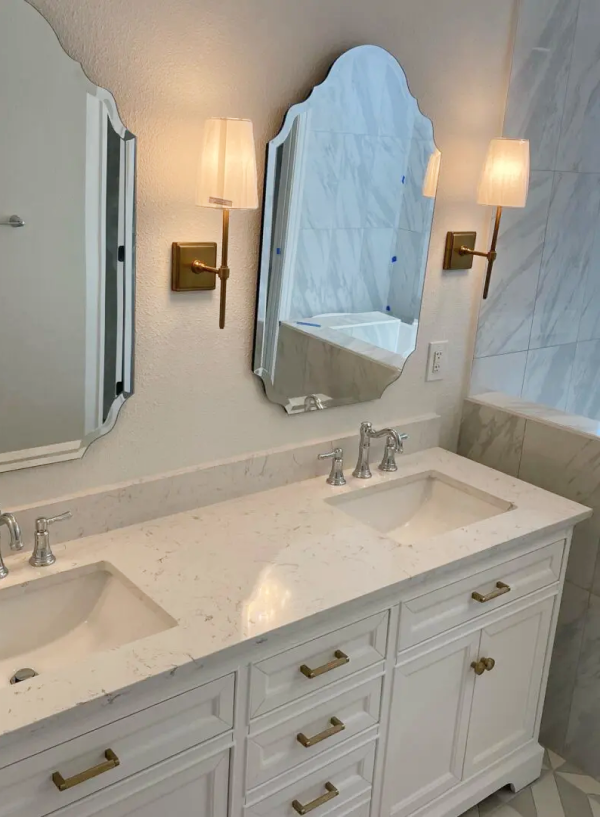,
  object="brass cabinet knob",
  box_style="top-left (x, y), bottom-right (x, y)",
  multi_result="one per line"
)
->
top-left (471, 657), bottom-right (496, 676)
